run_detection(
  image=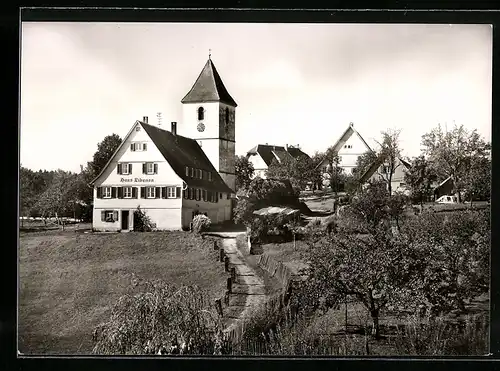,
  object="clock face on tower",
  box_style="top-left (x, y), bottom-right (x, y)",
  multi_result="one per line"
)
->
top-left (197, 122), bottom-right (205, 132)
